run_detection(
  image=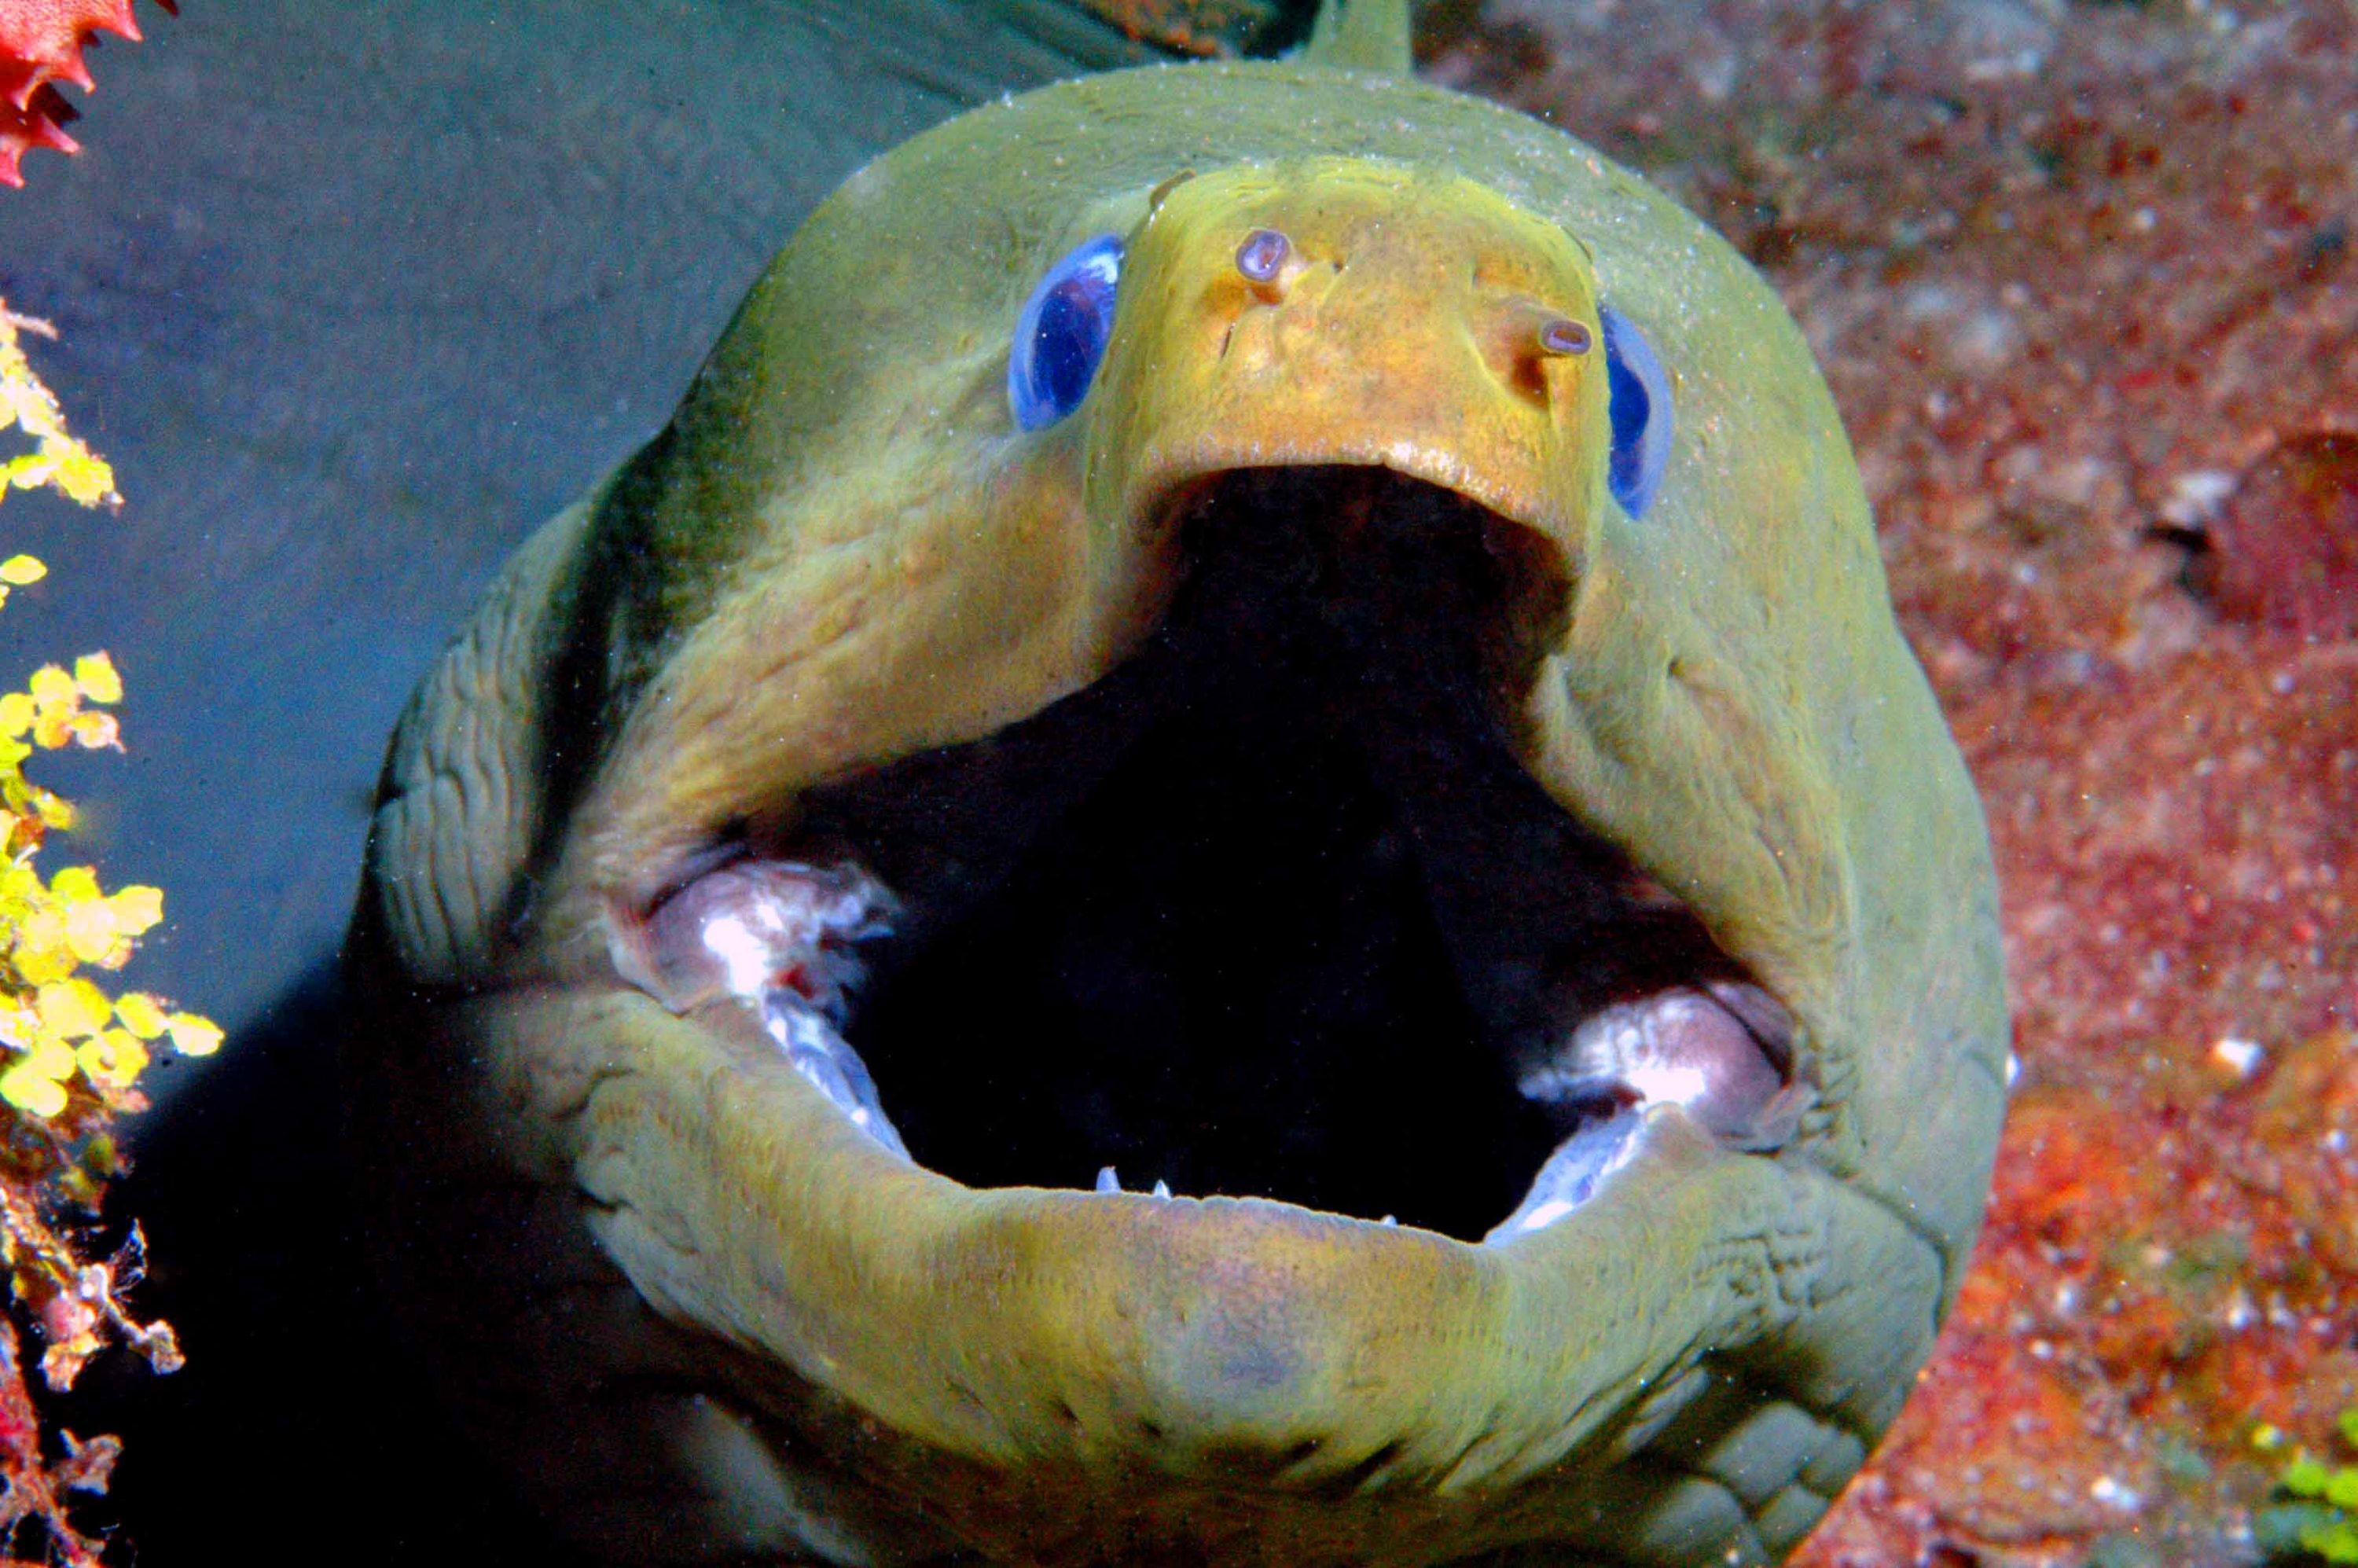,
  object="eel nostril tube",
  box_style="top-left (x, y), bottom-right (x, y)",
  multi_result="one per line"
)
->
top-left (1489, 303), bottom-right (1592, 405)
top-left (1537, 316), bottom-right (1591, 357)
top-left (1234, 227), bottom-right (1291, 297)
